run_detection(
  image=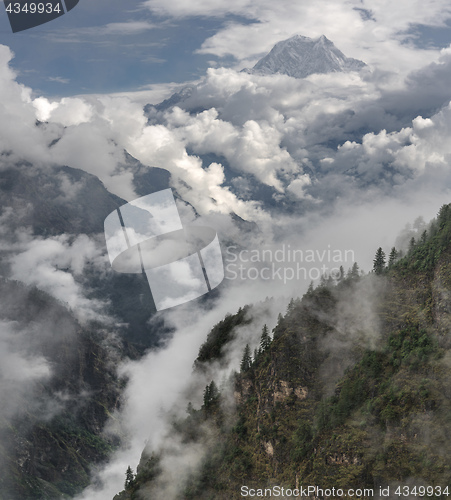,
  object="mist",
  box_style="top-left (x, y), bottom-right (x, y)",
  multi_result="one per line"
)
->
top-left (0, 15), bottom-right (451, 496)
